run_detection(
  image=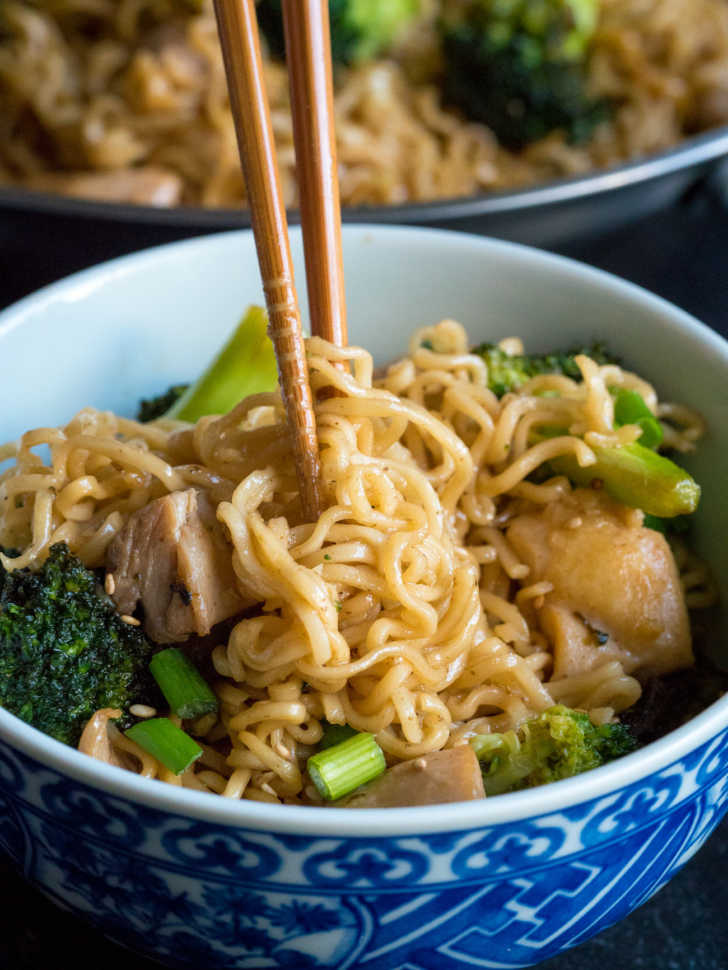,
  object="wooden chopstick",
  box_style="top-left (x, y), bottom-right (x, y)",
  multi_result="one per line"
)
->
top-left (282, 0), bottom-right (348, 348)
top-left (212, 0), bottom-right (322, 521)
